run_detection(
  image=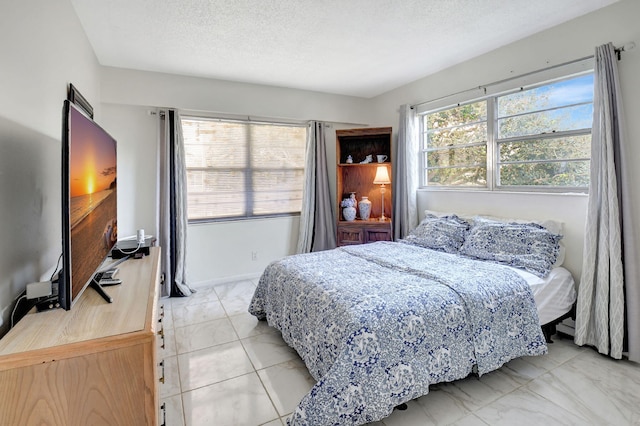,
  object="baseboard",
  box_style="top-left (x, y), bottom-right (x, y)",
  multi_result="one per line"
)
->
top-left (190, 272), bottom-right (262, 289)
